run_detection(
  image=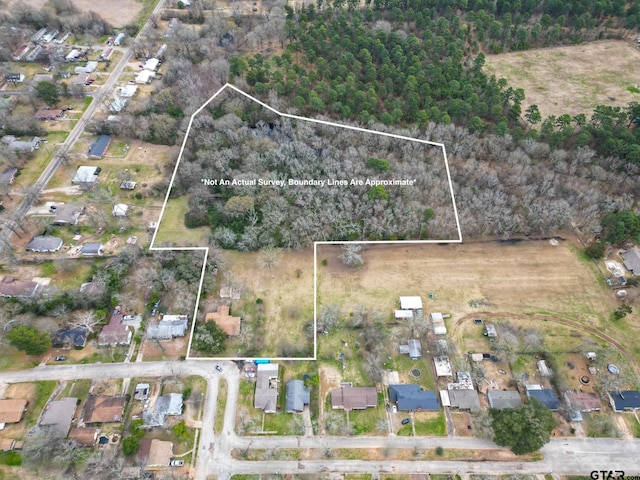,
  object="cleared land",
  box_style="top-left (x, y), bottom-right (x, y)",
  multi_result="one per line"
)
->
top-left (0, 0), bottom-right (143, 27)
top-left (317, 239), bottom-right (637, 359)
top-left (483, 40), bottom-right (640, 118)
